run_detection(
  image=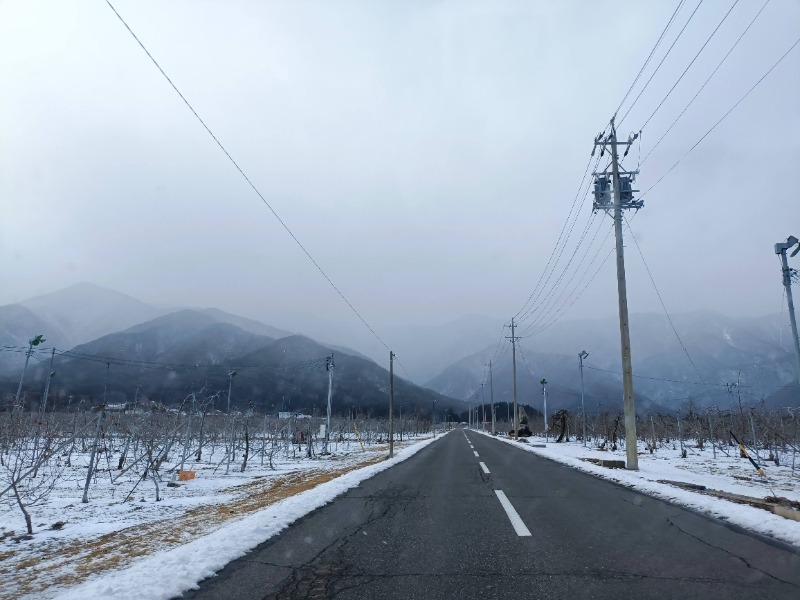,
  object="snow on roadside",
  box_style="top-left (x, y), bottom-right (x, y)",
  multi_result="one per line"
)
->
top-left (474, 430), bottom-right (800, 548)
top-left (47, 432), bottom-right (443, 600)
